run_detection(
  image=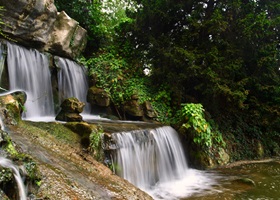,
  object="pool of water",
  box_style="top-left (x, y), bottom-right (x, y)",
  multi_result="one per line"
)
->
top-left (185, 159), bottom-right (280, 200)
